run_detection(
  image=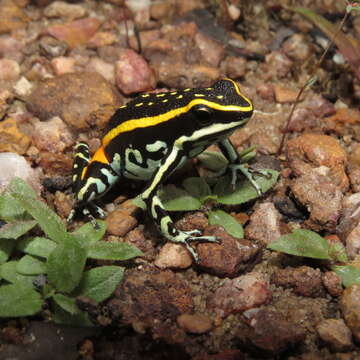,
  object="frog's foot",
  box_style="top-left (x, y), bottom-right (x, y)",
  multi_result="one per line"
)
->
top-left (249, 168), bottom-right (273, 179)
top-left (172, 230), bottom-right (219, 262)
top-left (227, 163), bottom-right (266, 195)
top-left (67, 203), bottom-right (106, 229)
